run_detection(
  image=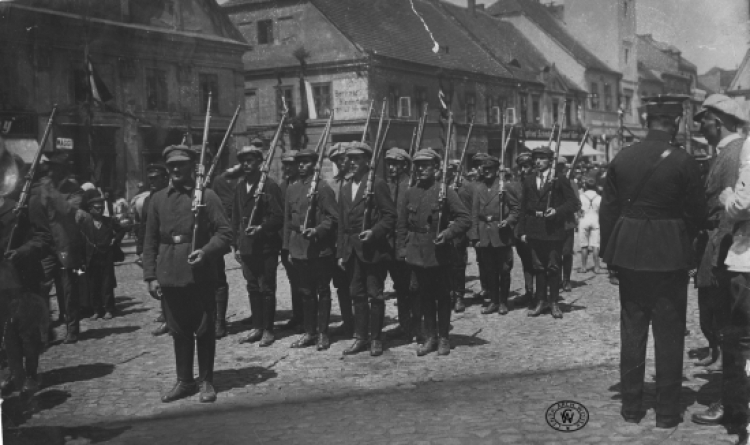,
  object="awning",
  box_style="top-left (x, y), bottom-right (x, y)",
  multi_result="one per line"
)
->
top-left (4, 139), bottom-right (39, 163)
top-left (524, 140), bottom-right (604, 157)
